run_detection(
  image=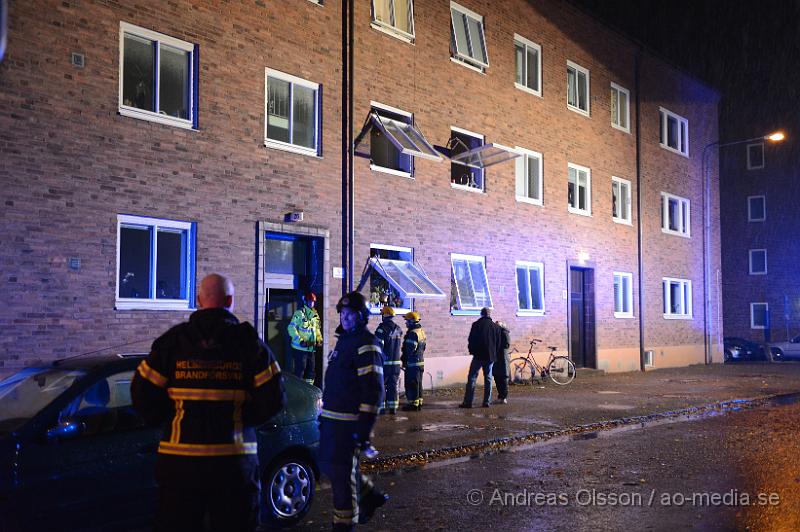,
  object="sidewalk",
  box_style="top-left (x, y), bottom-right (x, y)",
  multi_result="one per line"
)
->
top-left (369, 362), bottom-right (800, 464)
